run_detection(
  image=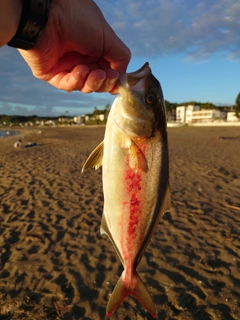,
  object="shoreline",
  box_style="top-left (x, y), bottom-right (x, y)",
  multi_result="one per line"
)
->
top-left (0, 129), bottom-right (19, 138)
